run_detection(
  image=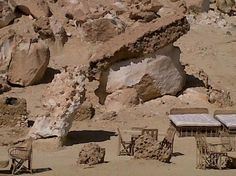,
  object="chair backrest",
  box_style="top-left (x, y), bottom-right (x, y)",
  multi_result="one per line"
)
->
top-left (220, 132), bottom-right (233, 152)
top-left (170, 108), bottom-right (209, 115)
top-left (117, 128), bottom-right (124, 143)
top-left (195, 134), bottom-right (211, 154)
top-left (23, 137), bottom-right (33, 159)
top-left (164, 125), bottom-right (176, 144)
top-left (141, 129), bottom-right (158, 141)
